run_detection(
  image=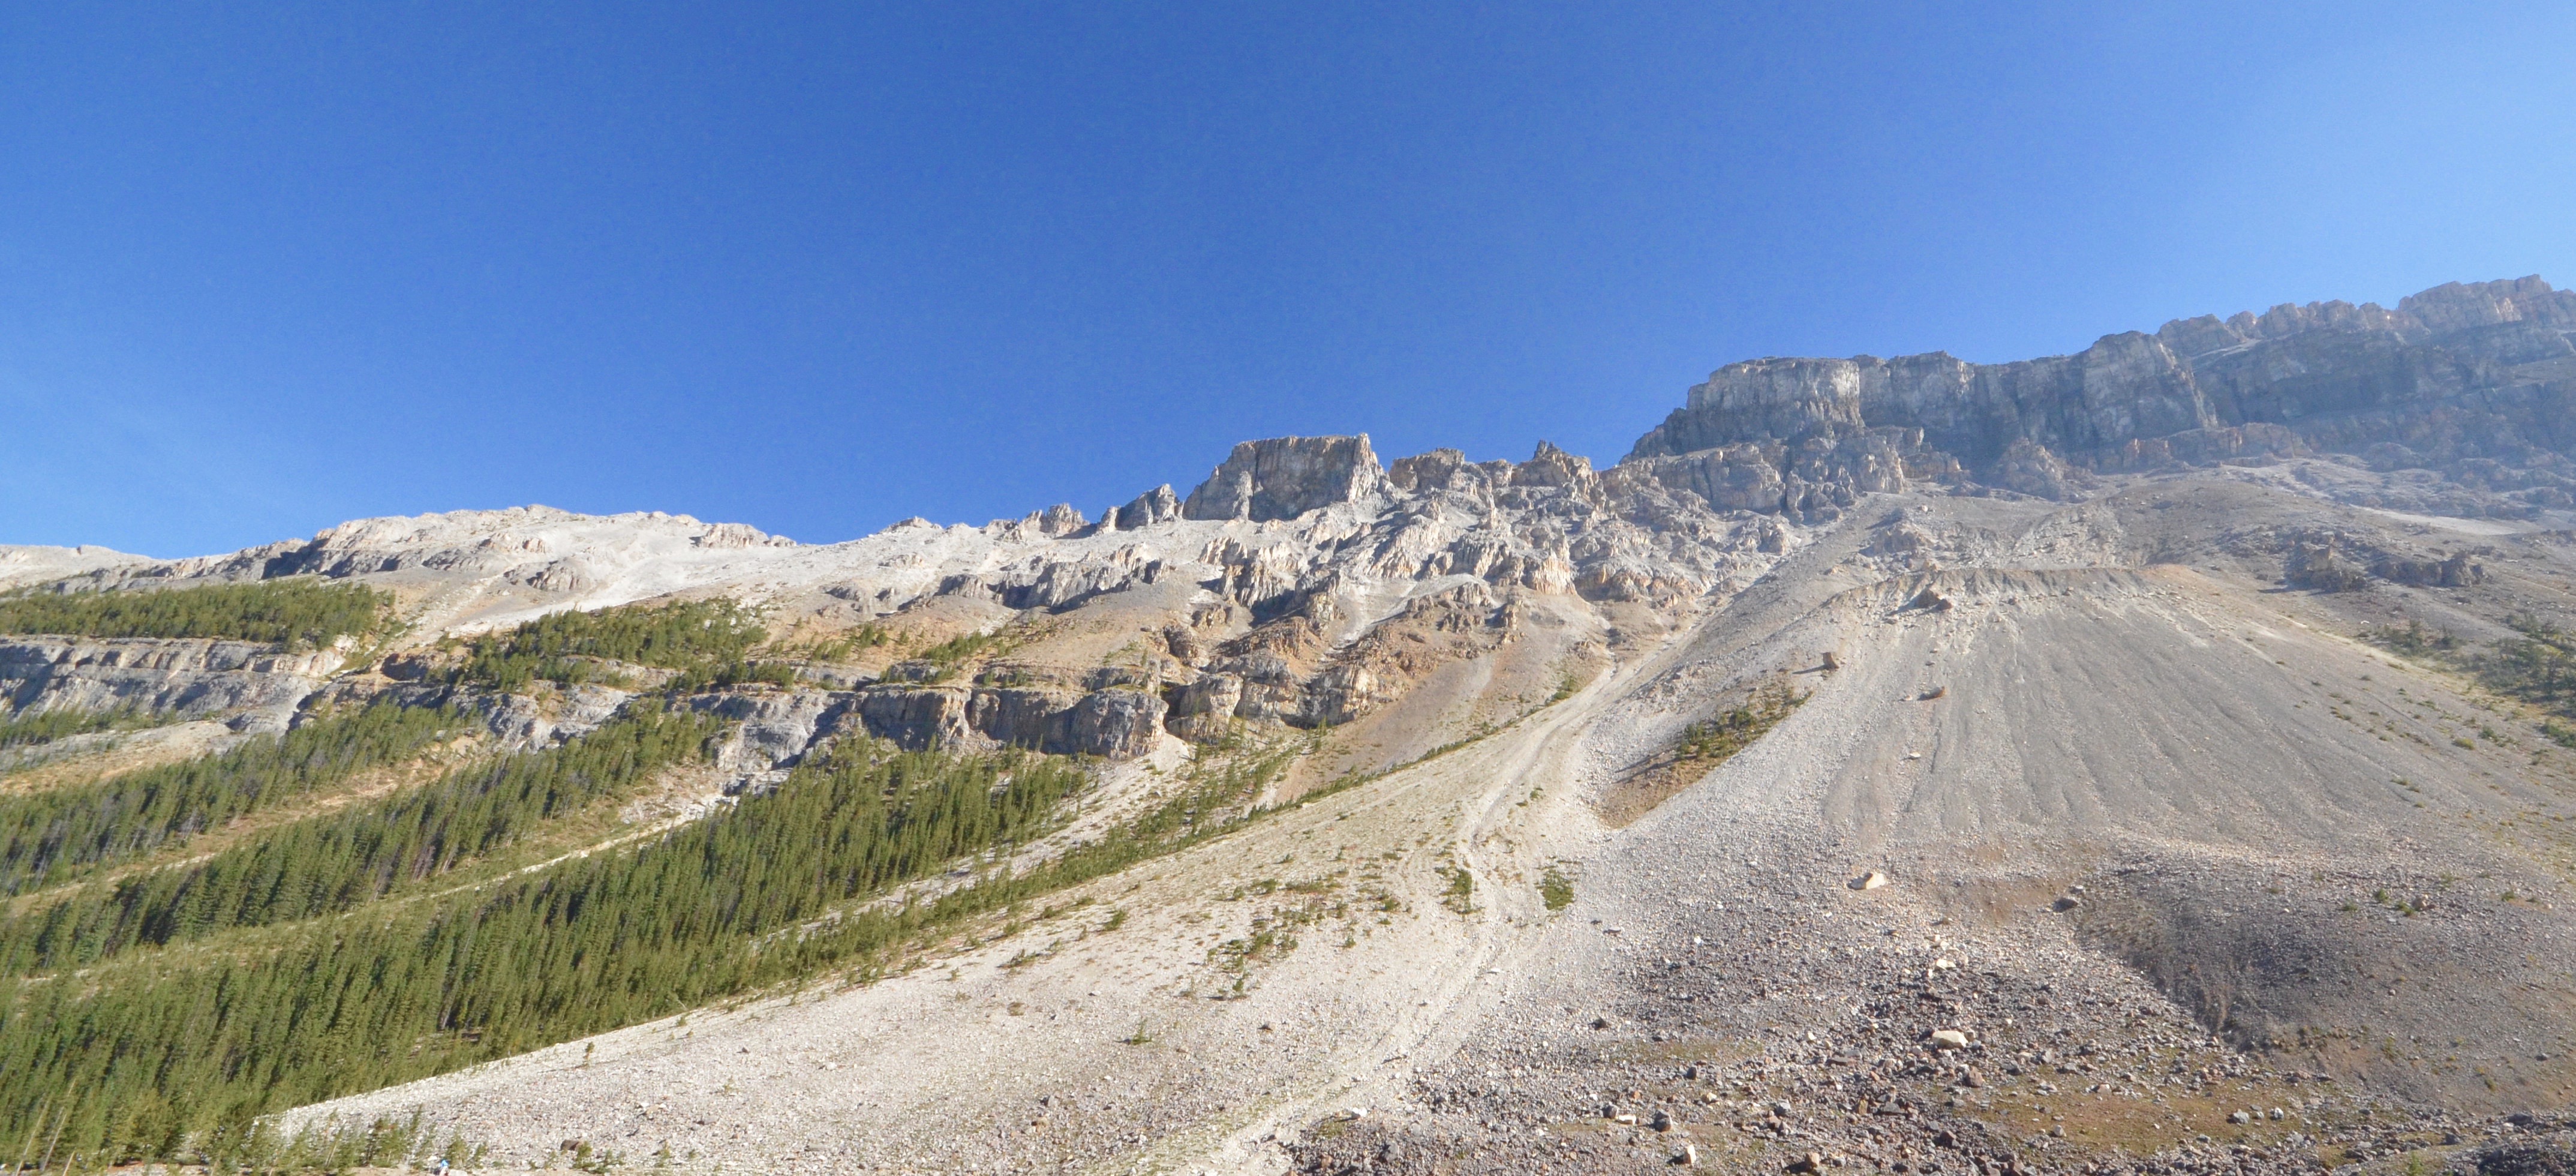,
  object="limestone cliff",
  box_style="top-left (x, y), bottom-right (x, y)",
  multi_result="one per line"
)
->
top-left (1625, 275), bottom-right (2576, 521)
